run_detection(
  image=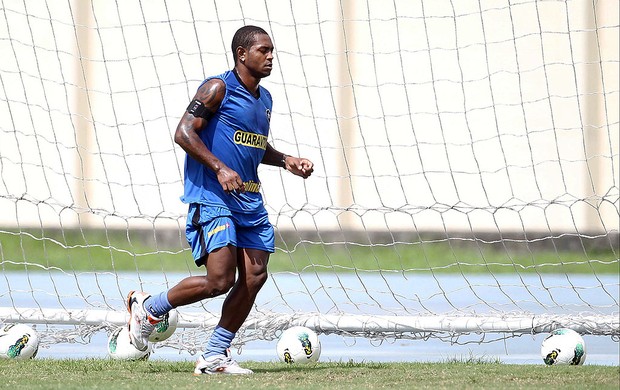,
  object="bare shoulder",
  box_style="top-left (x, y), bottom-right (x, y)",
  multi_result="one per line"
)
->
top-left (194, 78), bottom-right (226, 112)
